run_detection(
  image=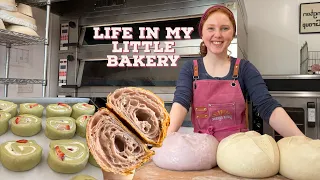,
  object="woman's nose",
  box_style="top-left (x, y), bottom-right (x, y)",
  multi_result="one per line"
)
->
top-left (213, 30), bottom-right (222, 38)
